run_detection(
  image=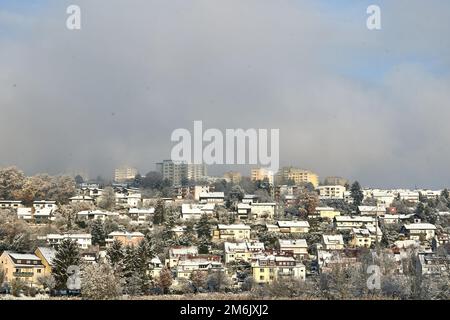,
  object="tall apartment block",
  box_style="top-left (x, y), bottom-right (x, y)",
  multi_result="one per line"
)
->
top-left (275, 166), bottom-right (319, 187)
top-left (156, 160), bottom-right (207, 186)
top-left (114, 166), bottom-right (138, 182)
